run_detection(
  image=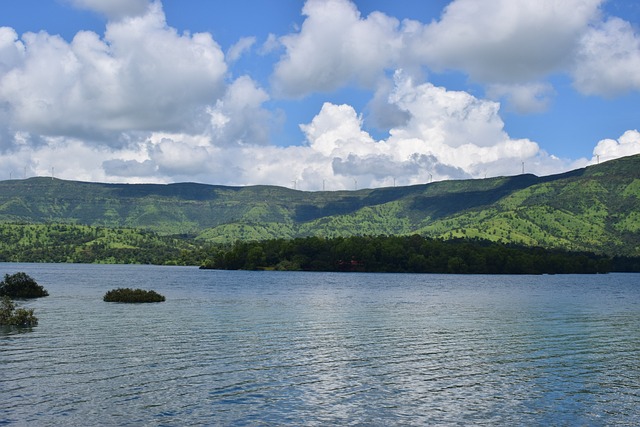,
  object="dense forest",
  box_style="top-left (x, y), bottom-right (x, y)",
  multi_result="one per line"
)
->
top-left (201, 235), bottom-right (633, 274)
